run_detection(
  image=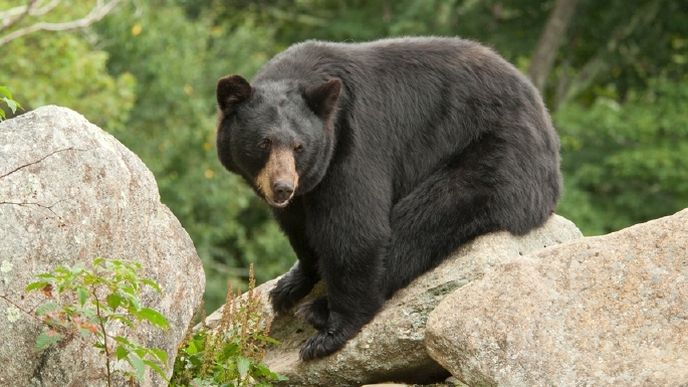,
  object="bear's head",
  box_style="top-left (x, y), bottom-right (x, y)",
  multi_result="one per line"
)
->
top-left (216, 75), bottom-right (341, 208)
